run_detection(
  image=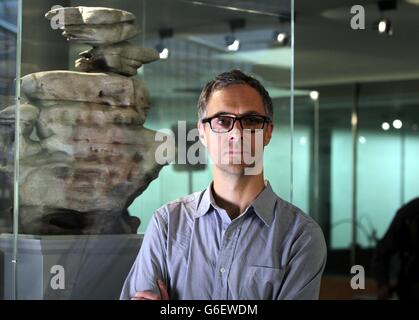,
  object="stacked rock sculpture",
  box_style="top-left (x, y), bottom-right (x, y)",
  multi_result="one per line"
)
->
top-left (0, 6), bottom-right (170, 235)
